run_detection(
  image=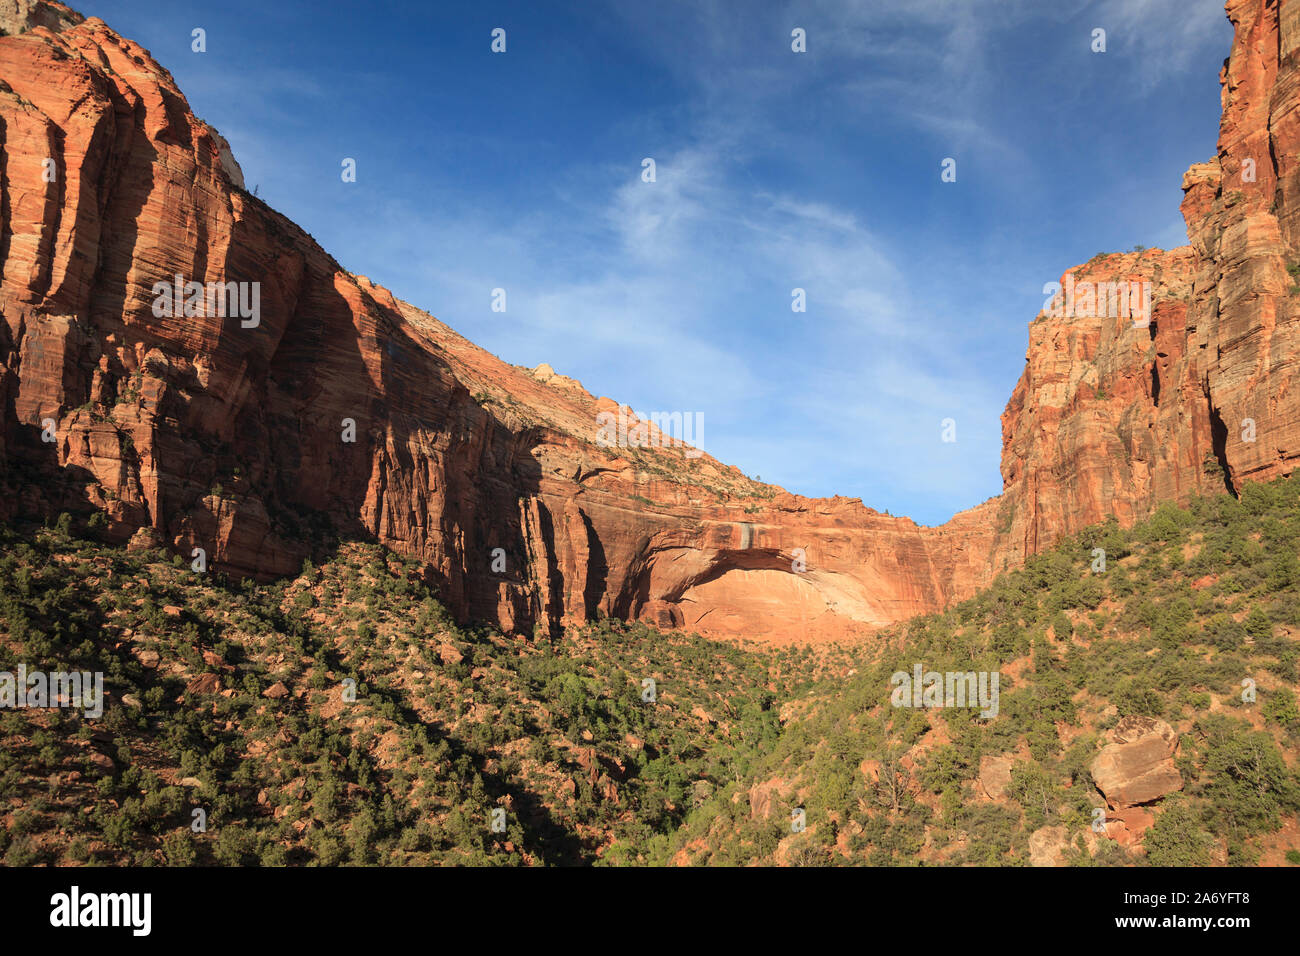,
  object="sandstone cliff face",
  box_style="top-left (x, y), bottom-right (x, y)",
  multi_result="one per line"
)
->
top-left (993, 248), bottom-right (1216, 563)
top-left (990, 0), bottom-right (1300, 570)
top-left (0, 0), bottom-right (1295, 644)
top-left (1184, 0), bottom-right (1300, 491)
